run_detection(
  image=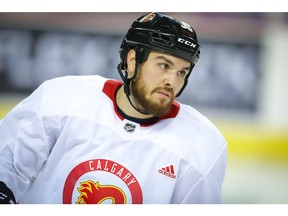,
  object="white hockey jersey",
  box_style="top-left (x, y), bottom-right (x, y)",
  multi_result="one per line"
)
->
top-left (0, 75), bottom-right (227, 204)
